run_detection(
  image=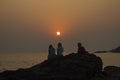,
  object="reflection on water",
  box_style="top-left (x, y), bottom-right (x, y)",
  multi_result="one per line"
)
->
top-left (0, 52), bottom-right (120, 72)
top-left (0, 53), bottom-right (47, 72)
top-left (95, 53), bottom-right (120, 67)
